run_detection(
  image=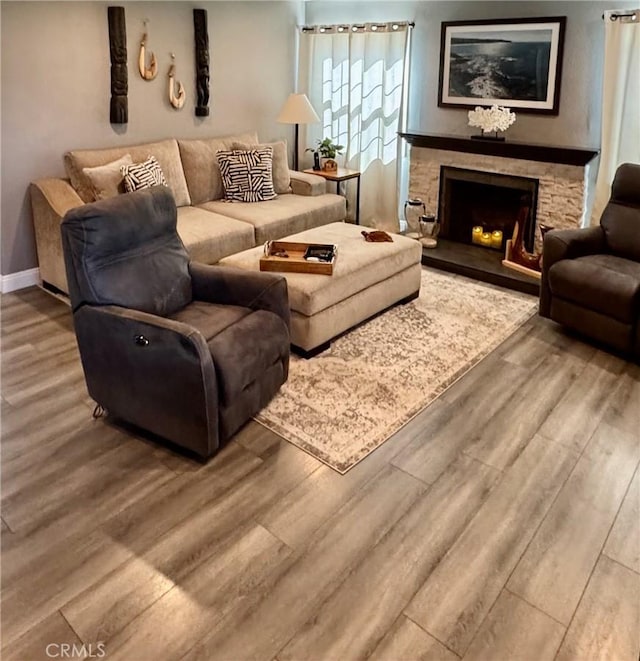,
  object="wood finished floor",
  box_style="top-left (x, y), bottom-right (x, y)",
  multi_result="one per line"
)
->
top-left (1, 286), bottom-right (639, 661)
